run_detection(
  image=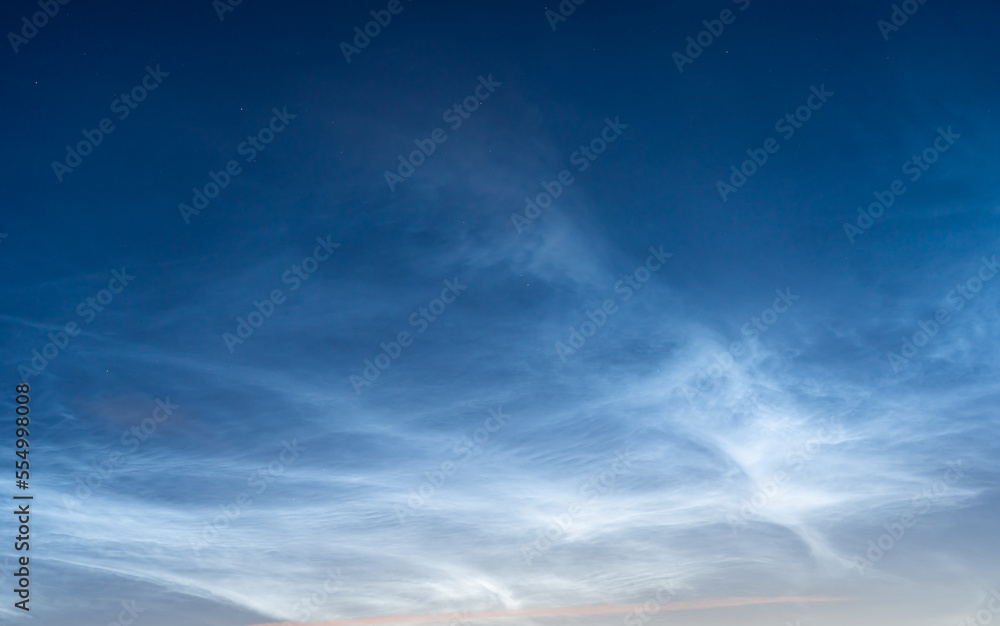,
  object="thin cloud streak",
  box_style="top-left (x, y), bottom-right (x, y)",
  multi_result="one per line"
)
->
top-left (250, 595), bottom-right (845, 626)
